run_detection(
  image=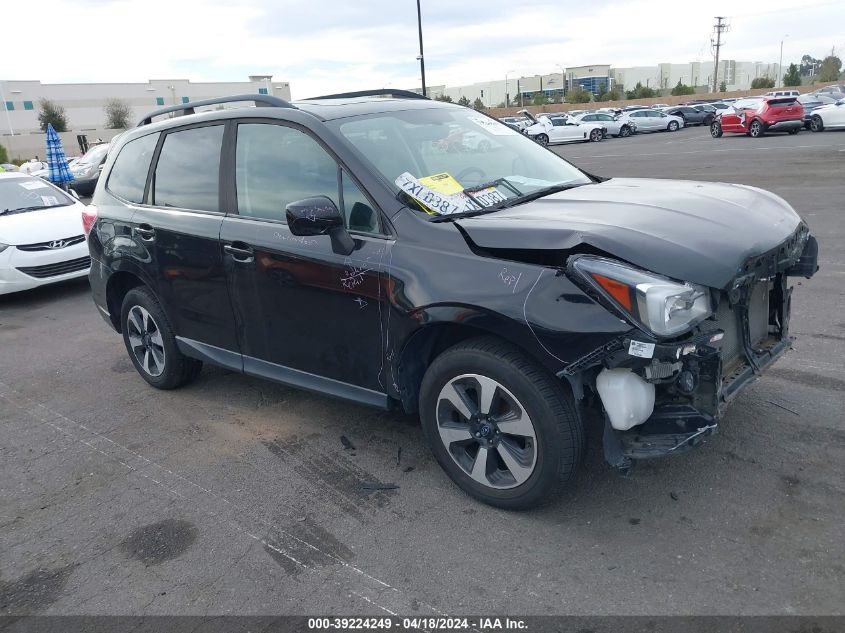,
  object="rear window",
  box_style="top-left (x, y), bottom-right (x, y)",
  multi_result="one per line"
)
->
top-left (106, 132), bottom-right (160, 204)
top-left (152, 125), bottom-right (223, 212)
top-left (768, 98), bottom-right (798, 107)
